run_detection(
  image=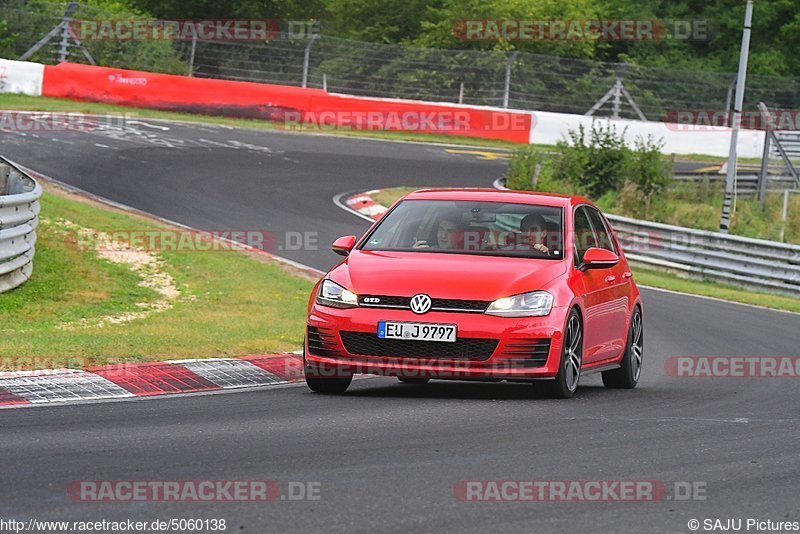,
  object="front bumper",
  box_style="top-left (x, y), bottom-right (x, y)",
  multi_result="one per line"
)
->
top-left (305, 304), bottom-right (567, 380)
